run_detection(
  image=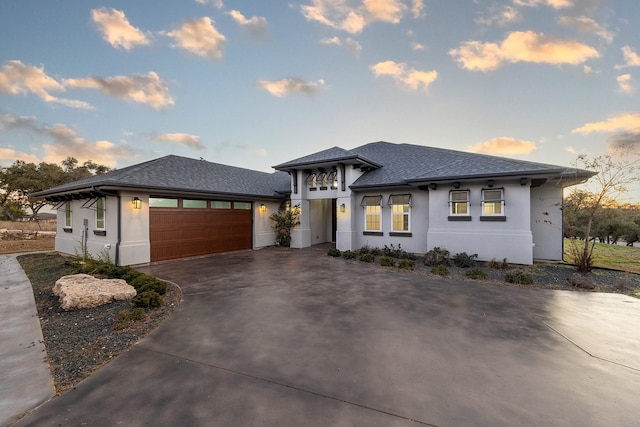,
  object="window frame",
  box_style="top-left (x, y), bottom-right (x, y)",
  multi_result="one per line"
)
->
top-left (481, 188), bottom-right (506, 221)
top-left (388, 194), bottom-right (411, 234)
top-left (449, 190), bottom-right (470, 216)
top-left (64, 201), bottom-right (72, 229)
top-left (306, 173), bottom-right (317, 191)
top-left (95, 197), bottom-right (106, 230)
top-left (361, 195), bottom-right (383, 234)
